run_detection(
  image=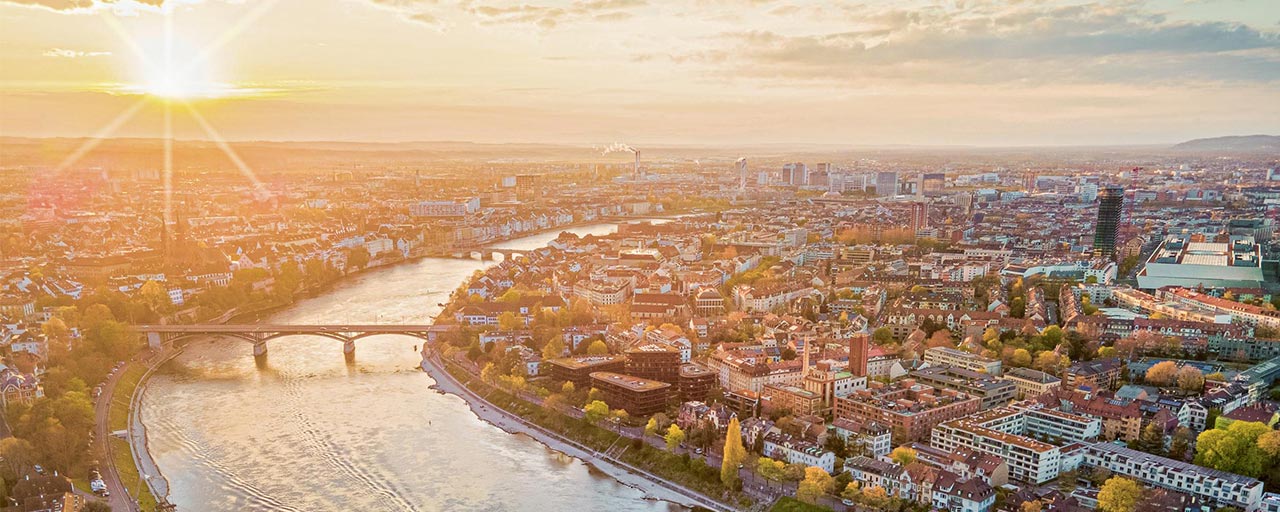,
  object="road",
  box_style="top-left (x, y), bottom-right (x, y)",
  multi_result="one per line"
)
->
top-left (92, 359), bottom-right (141, 512)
